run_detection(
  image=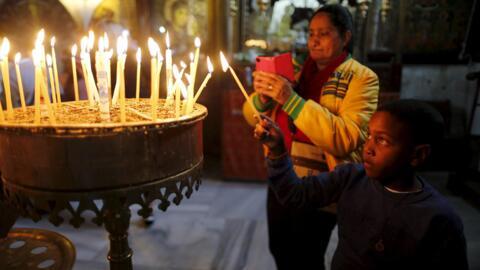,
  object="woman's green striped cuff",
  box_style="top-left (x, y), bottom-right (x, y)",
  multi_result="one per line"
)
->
top-left (282, 91), bottom-right (305, 120)
top-left (253, 94), bottom-right (275, 112)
